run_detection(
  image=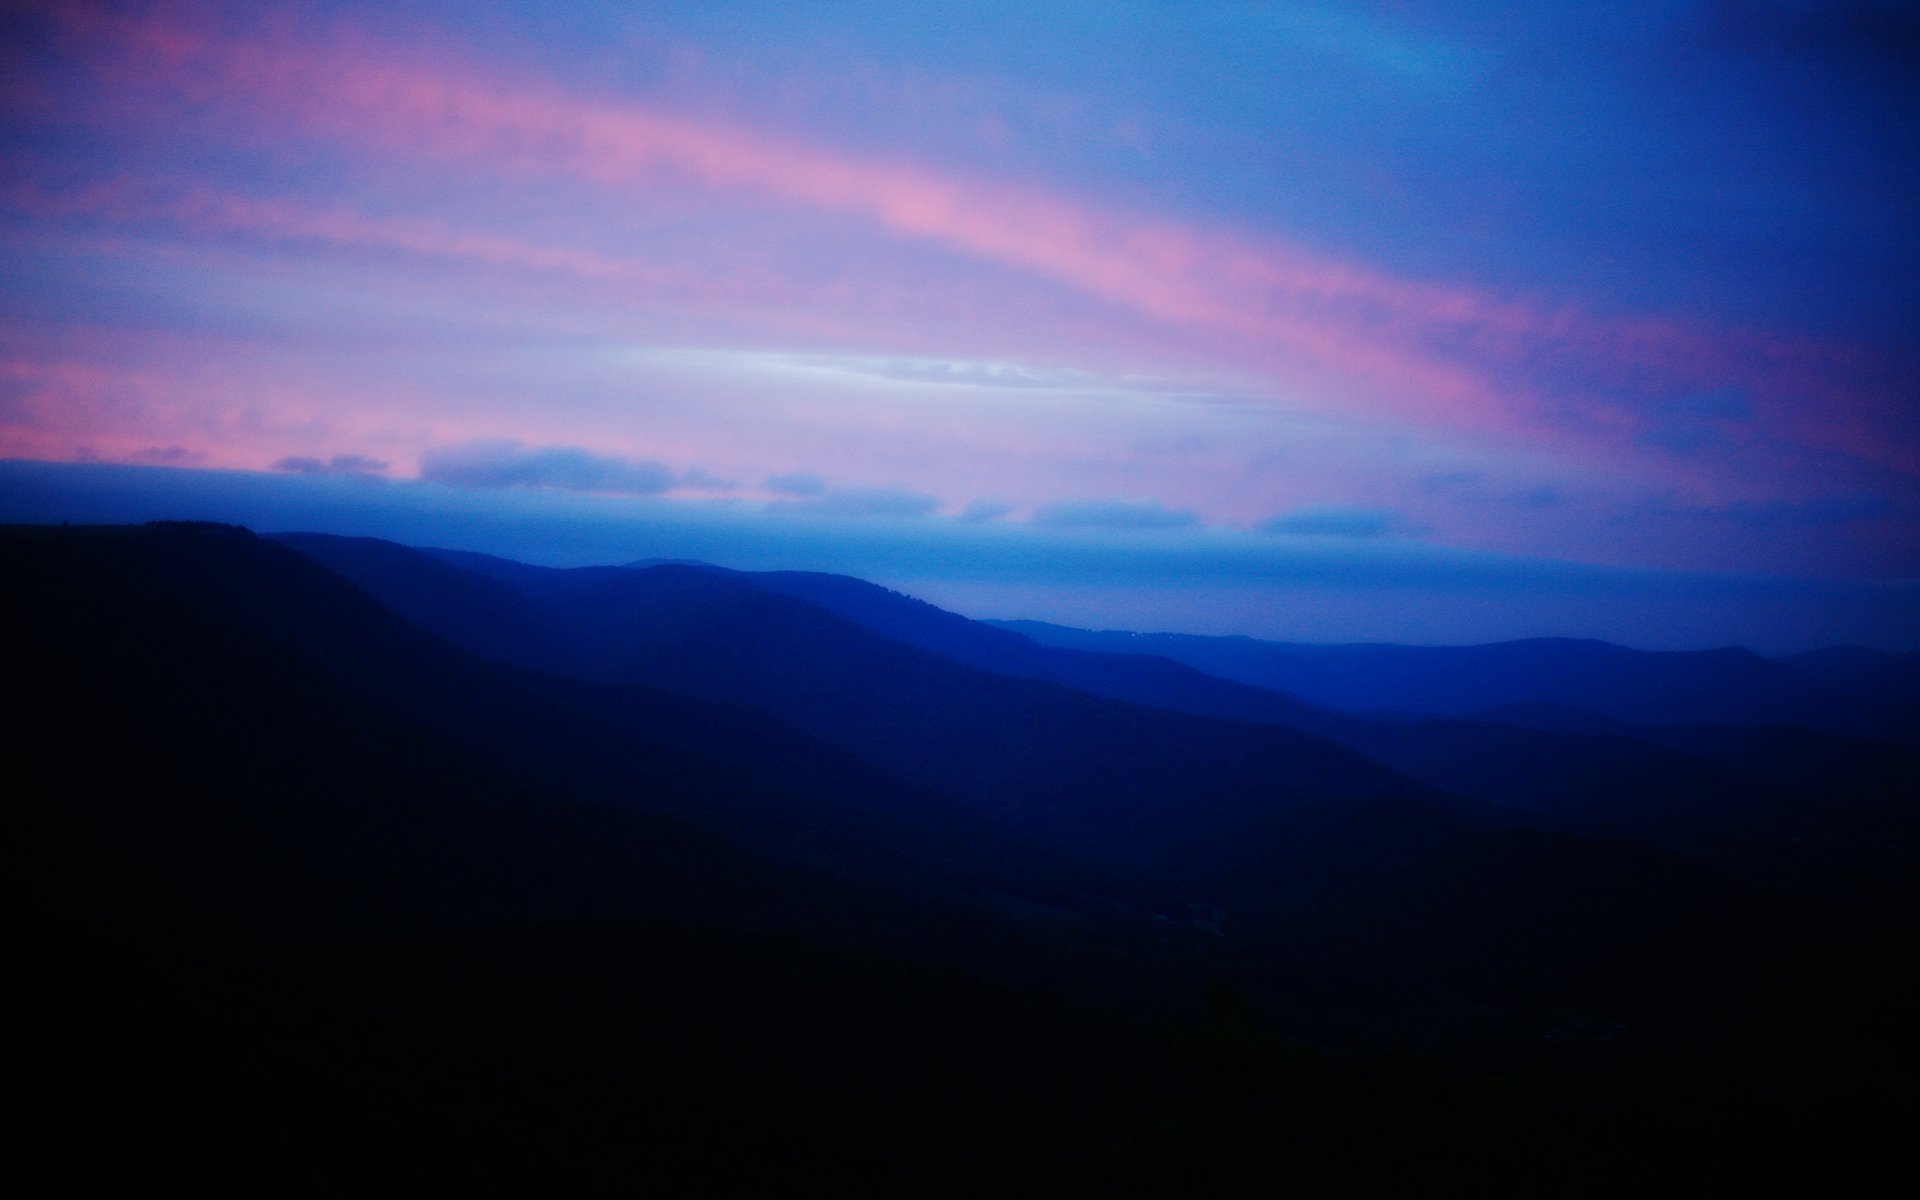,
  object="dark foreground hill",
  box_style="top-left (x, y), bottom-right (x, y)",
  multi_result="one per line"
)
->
top-left (742, 564), bottom-right (1918, 875)
top-left (283, 533), bottom-right (1852, 985)
top-left (300, 536), bottom-right (1916, 894)
top-left (8, 523), bottom-right (1915, 1194)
